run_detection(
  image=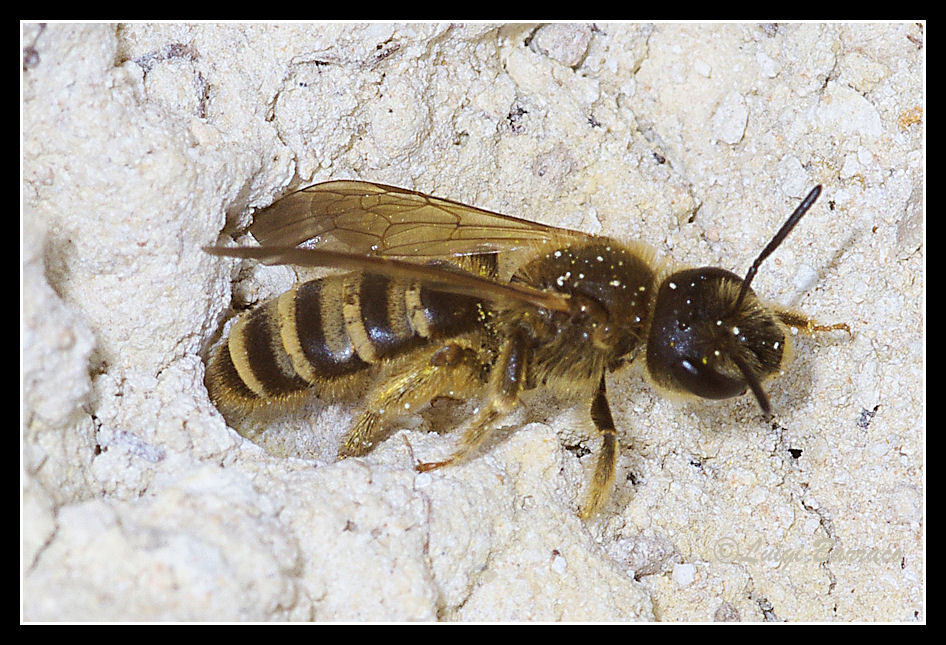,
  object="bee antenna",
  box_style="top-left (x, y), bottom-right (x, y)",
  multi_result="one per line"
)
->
top-left (733, 355), bottom-right (772, 416)
top-left (732, 185), bottom-right (823, 313)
